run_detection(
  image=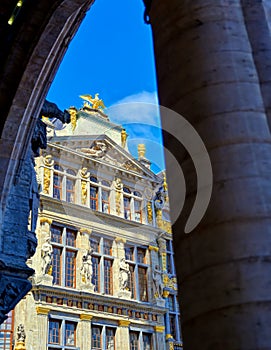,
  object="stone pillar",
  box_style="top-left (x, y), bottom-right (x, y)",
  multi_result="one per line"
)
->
top-left (116, 320), bottom-right (130, 350)
top-left (150, 0), bottom-right (271, 349)
top-left (36, 306), bottom-right (50, 350)
top-left (154, 325), bottom-right (166, 350)
top-left (79, 314), bottom-right (92, 350)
